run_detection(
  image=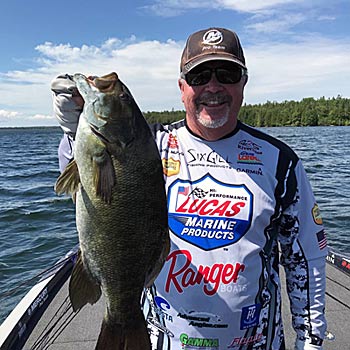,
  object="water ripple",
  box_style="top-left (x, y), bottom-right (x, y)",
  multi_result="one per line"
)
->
top-left (0, 126), bottom-right (349, 323)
